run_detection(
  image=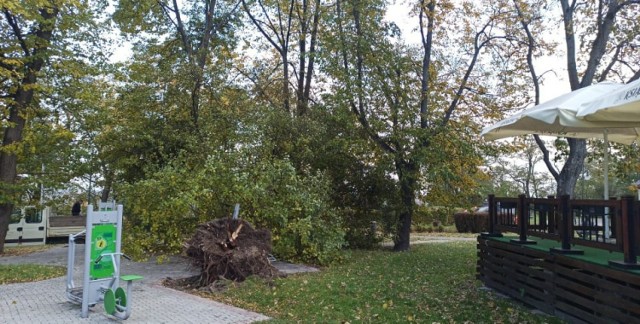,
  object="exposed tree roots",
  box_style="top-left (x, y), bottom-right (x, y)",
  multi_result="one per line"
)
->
top-left (183, 218), bottom-right (281, 287)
